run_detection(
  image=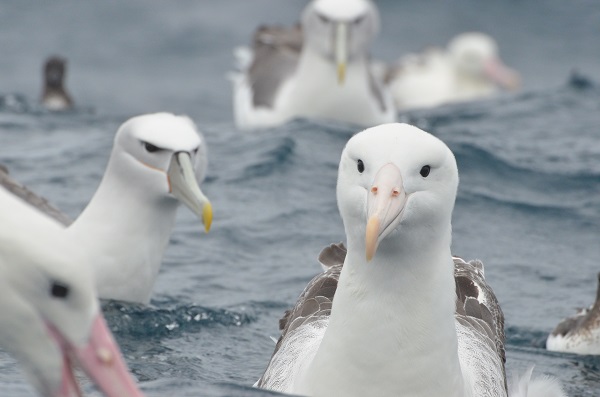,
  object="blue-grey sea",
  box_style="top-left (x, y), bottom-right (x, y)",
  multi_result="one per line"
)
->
top-left (1, 1), bottom-right (600, 396)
